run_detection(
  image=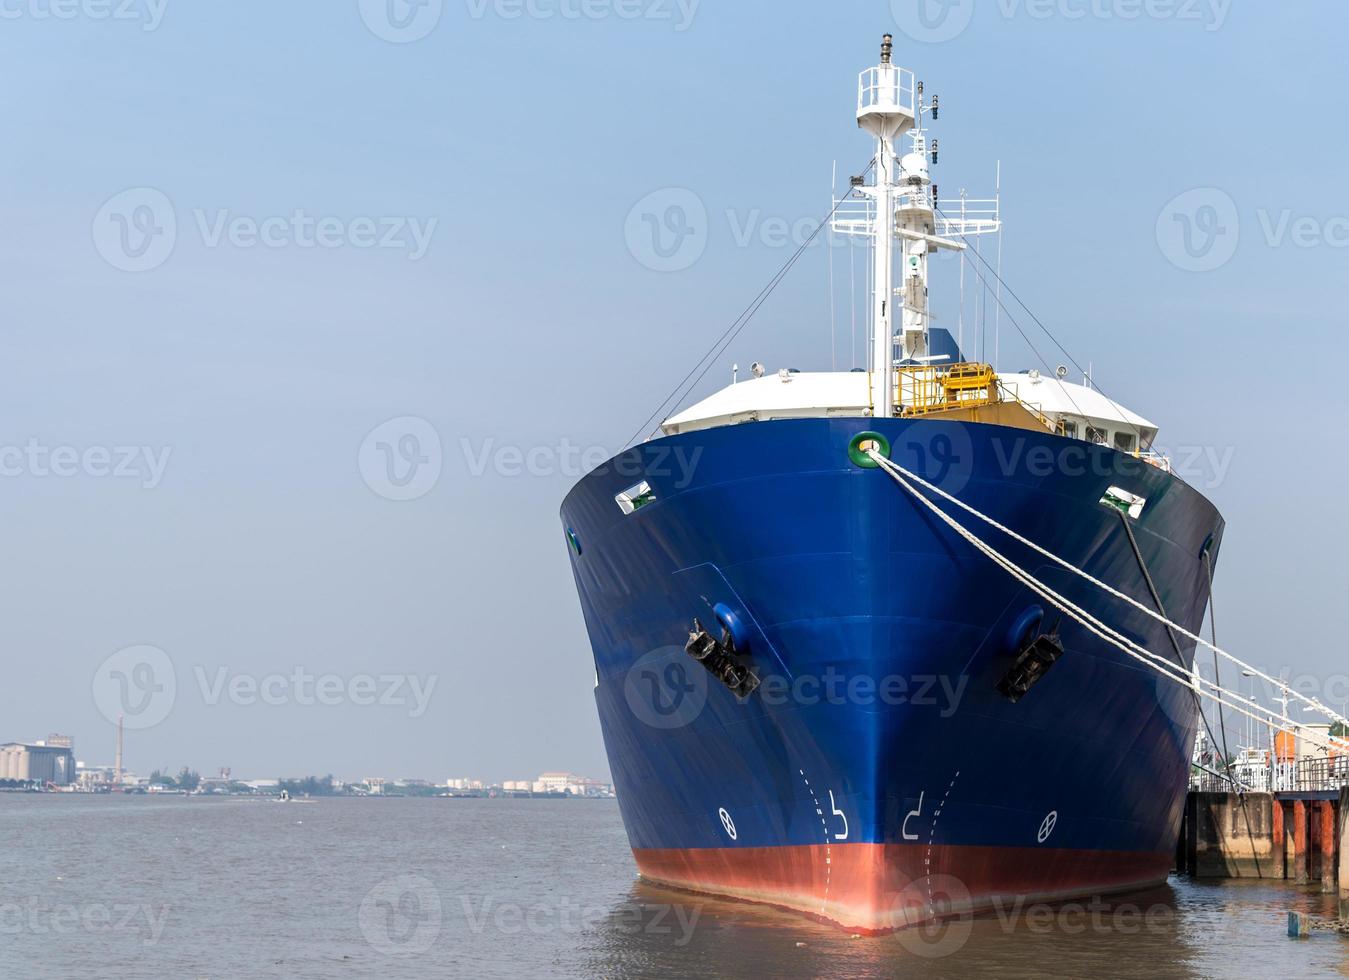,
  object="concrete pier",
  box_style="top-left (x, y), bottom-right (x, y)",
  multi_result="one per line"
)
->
top-left (1182, 791), bottom-right (1345, 885)
top-left (1187, 792), bottom-right (1274, 878)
